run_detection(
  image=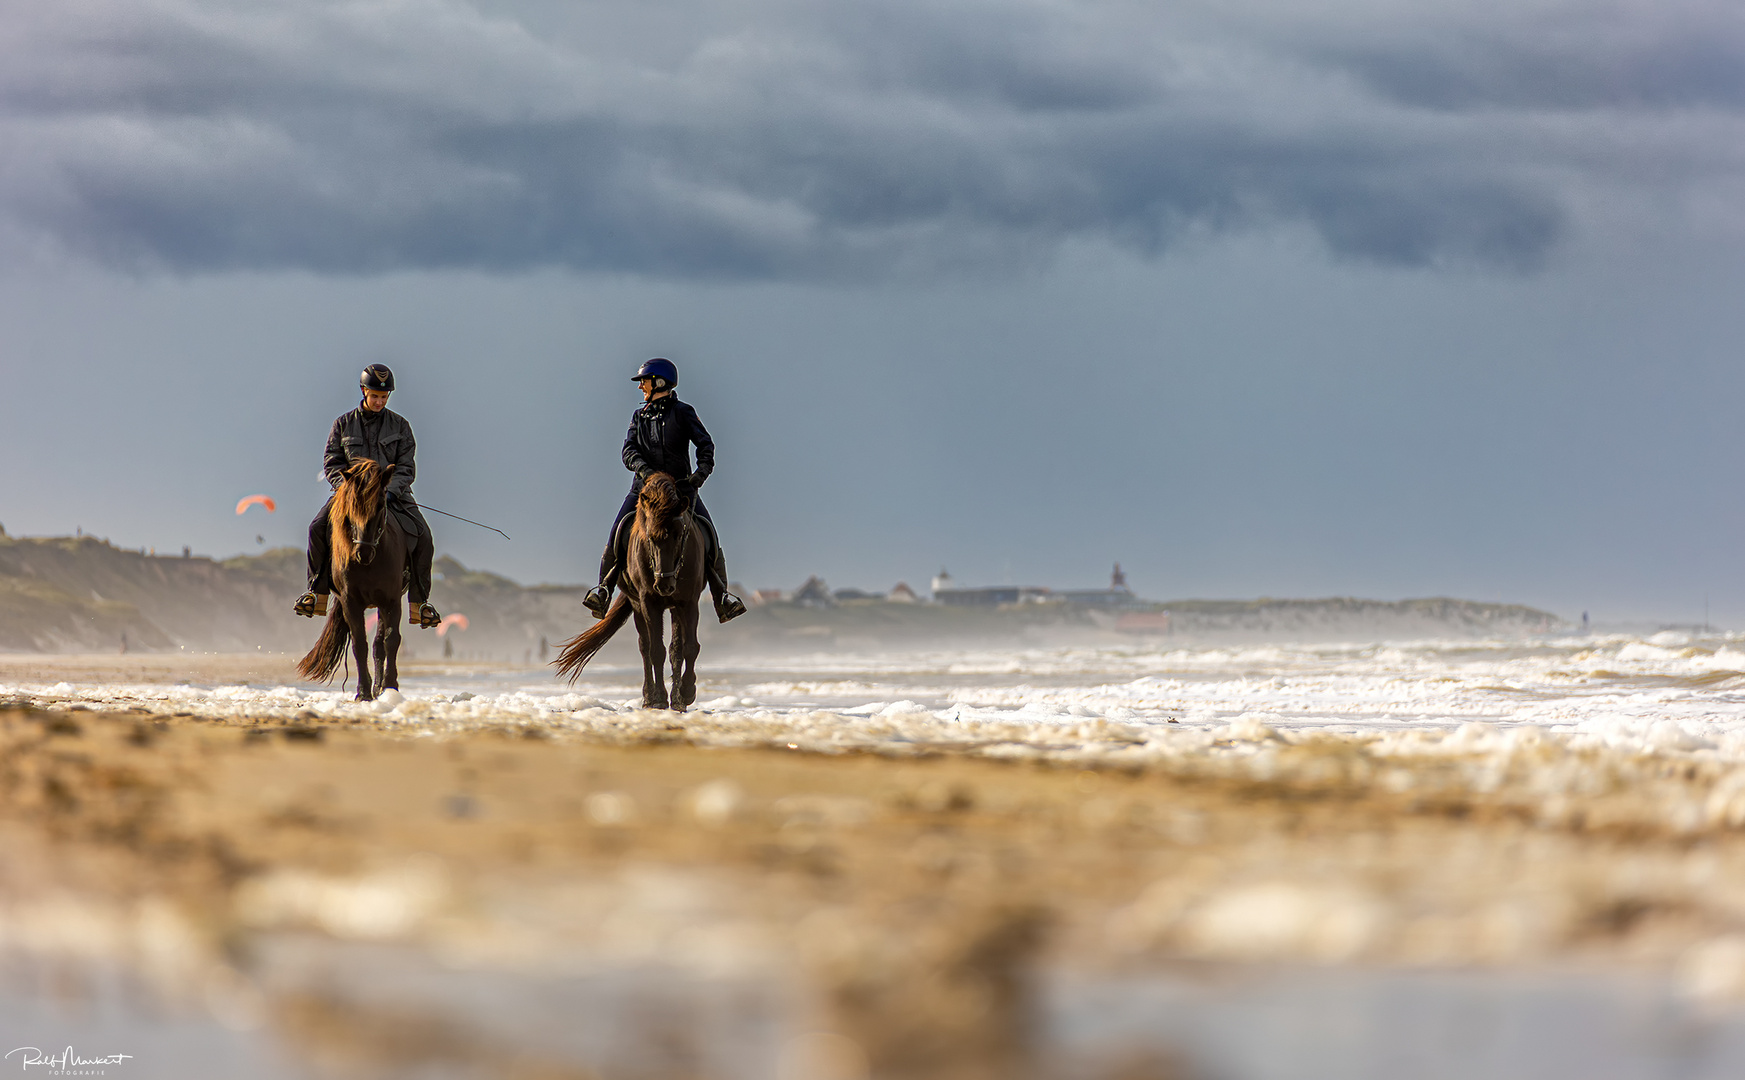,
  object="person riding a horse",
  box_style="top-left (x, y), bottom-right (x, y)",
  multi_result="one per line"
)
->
top-left (294, 364), bottom-right (442, 629)
top-left (584, 358), bottom-right (747, 624)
